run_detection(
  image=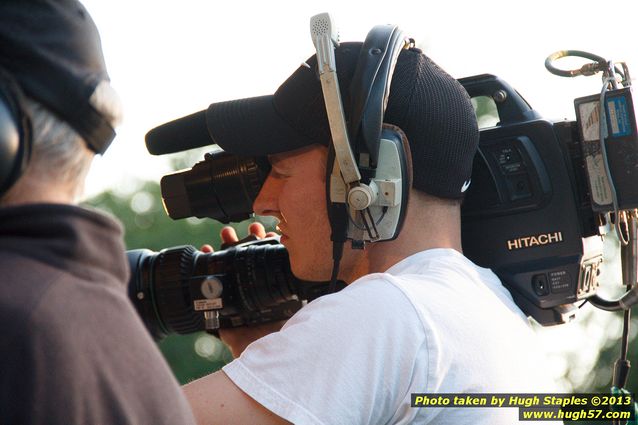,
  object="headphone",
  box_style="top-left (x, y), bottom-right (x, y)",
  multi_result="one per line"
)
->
top-left (310, 14), bottom-right (411, 251)
top-left (0, 68), bottom-right (32, 198)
